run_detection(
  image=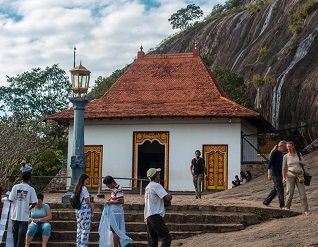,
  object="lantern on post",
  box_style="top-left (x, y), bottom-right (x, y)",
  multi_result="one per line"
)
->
top-left (70, 62), bottom-right (91, 97)
top-left (62, 62), bottom-right (91, 203)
